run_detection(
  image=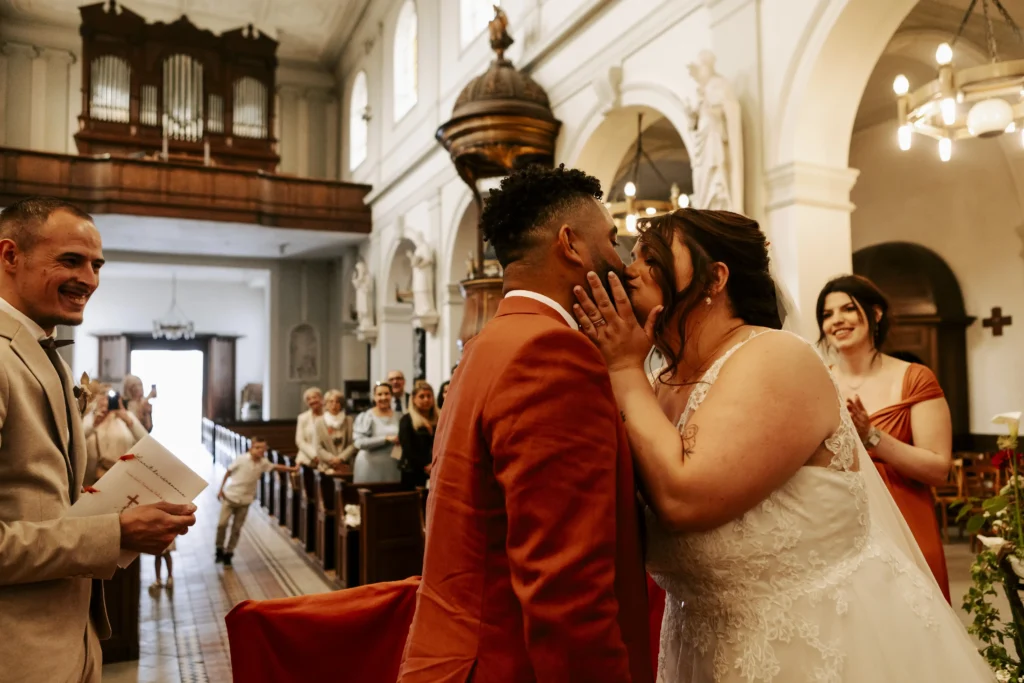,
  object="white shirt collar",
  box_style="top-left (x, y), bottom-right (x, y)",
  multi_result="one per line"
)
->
top-left (0, 295), bottom-right (50, 341)
top-left (505, 290), bottom-right (579, 330)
